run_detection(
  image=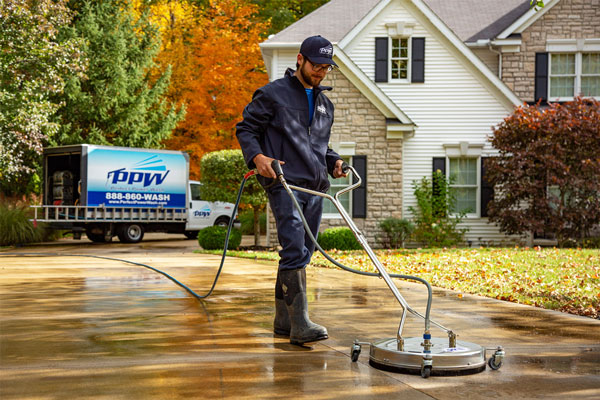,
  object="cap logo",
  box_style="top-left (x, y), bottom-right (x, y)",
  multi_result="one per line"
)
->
top-left (319, 45), bottom-right (333, 56)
